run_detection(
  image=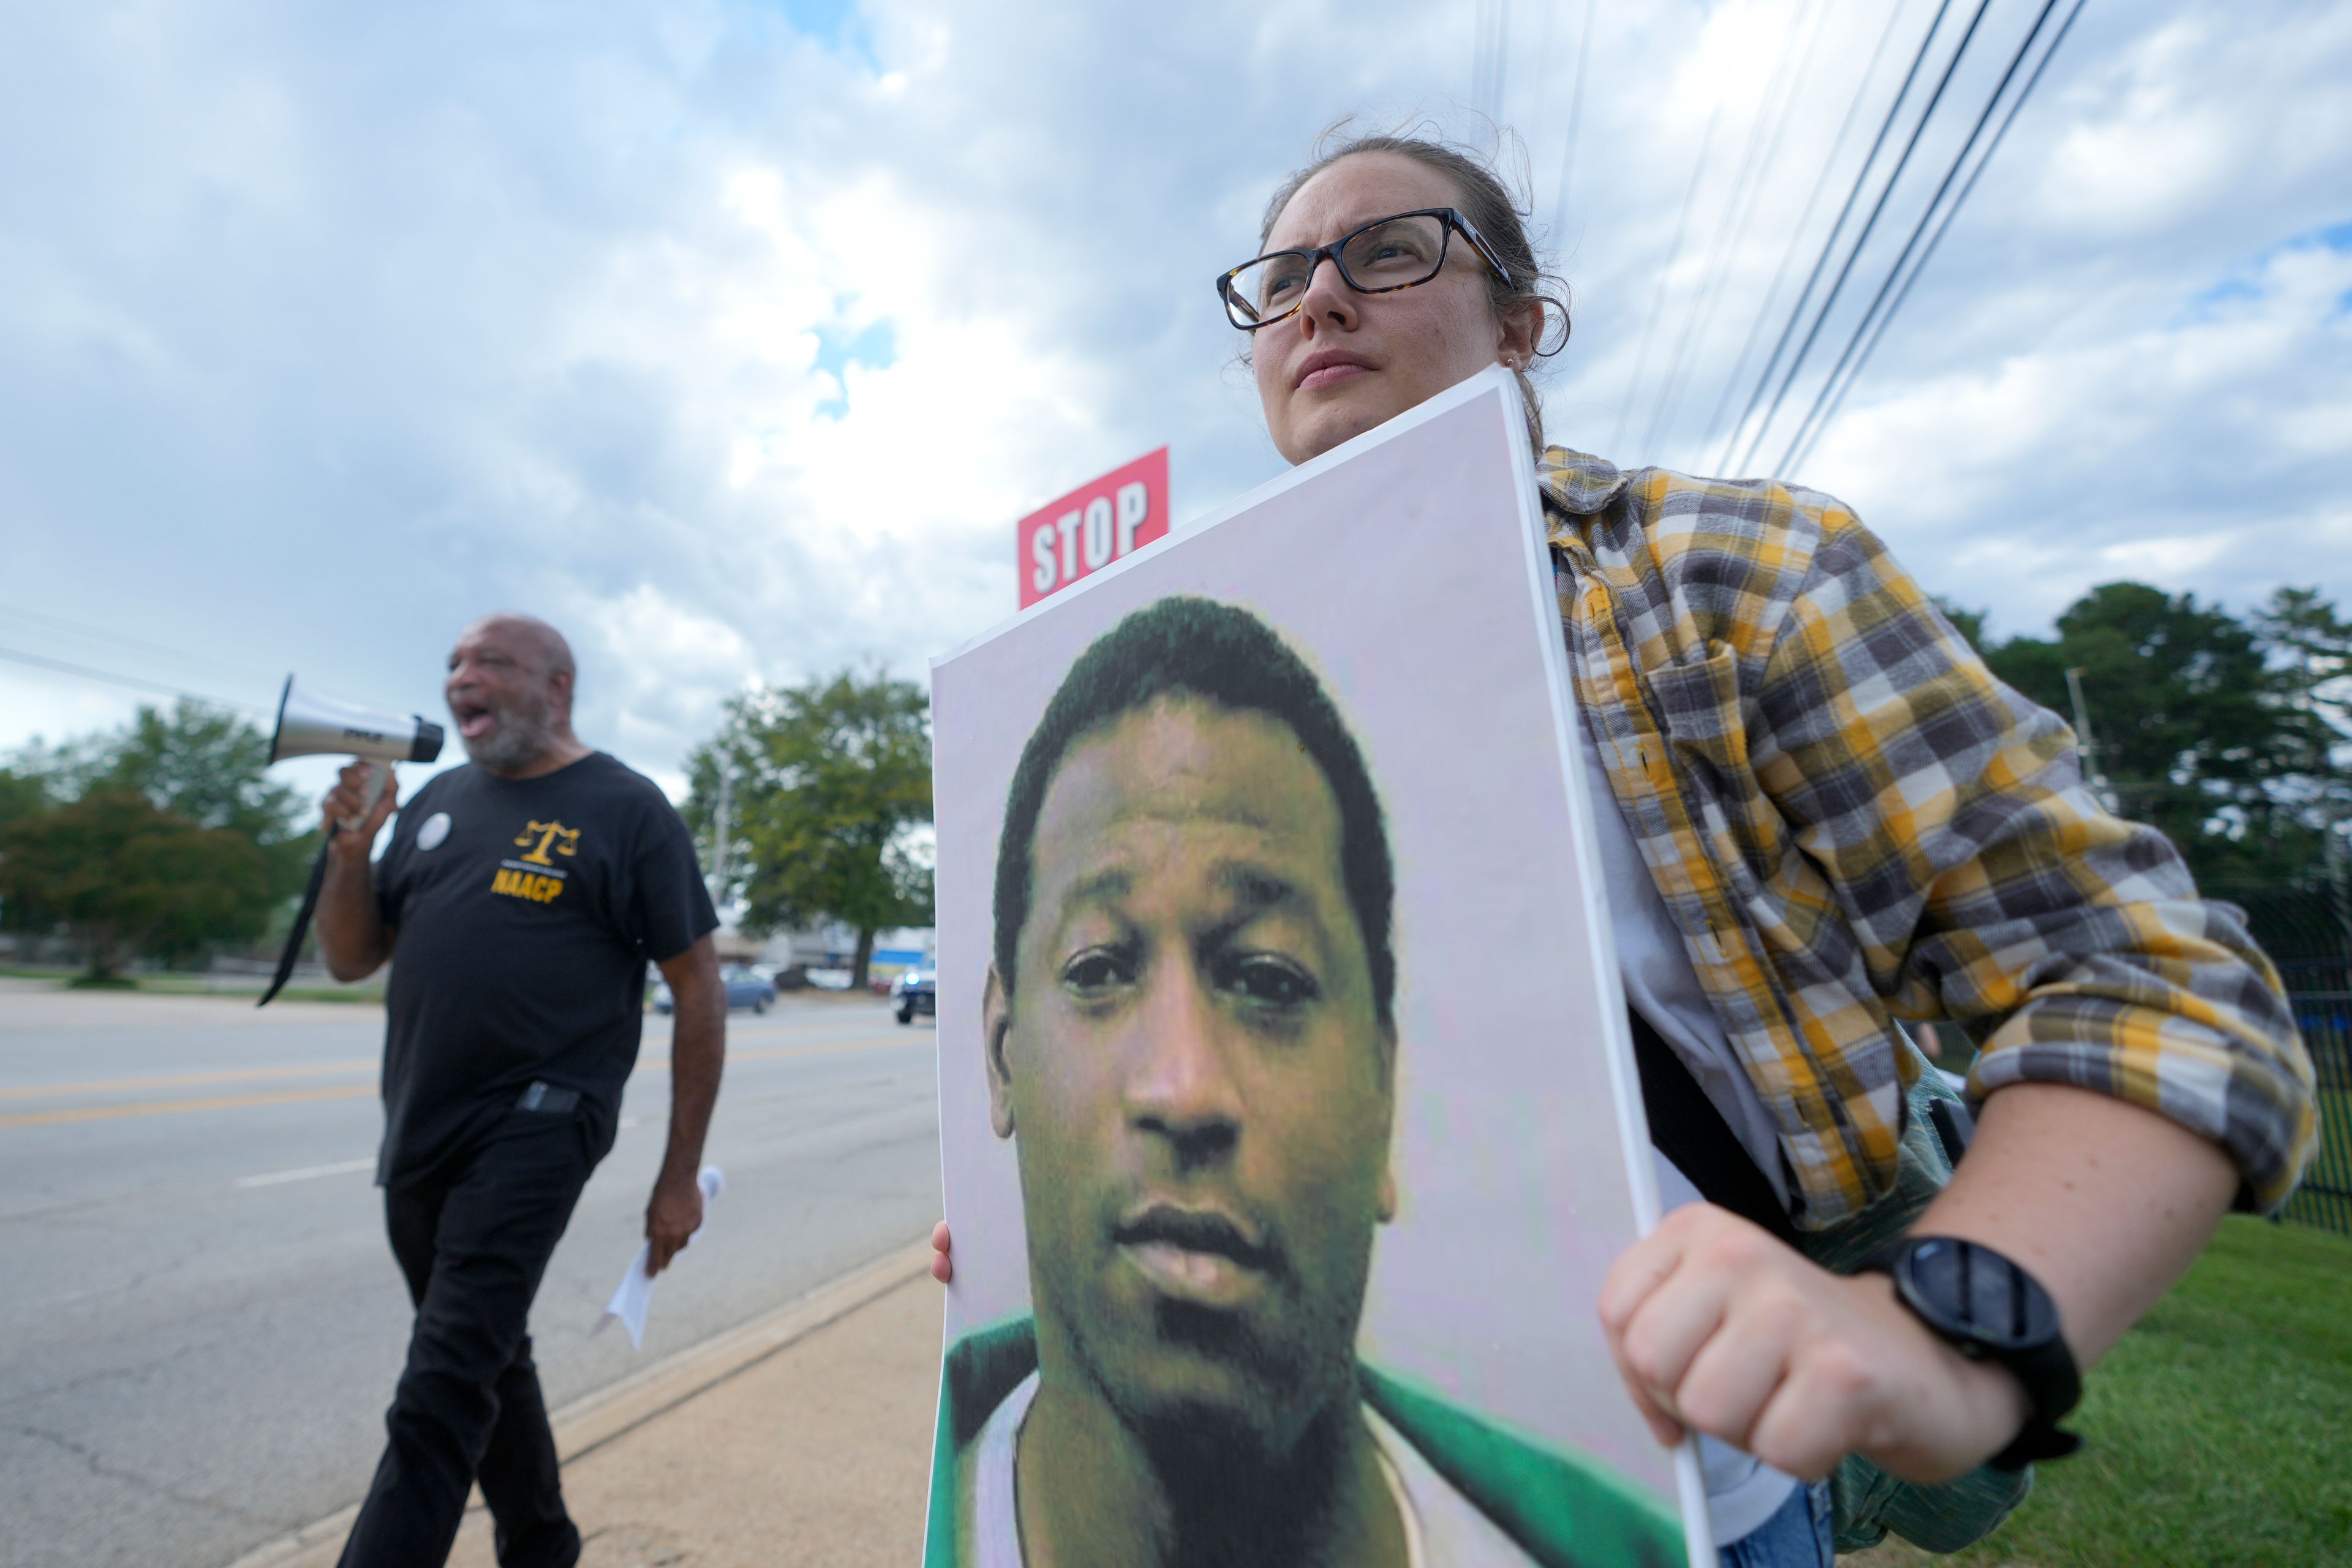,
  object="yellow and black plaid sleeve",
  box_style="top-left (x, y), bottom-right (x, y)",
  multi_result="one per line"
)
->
top-left (1748, 502), bottom-right (2318, 1211)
